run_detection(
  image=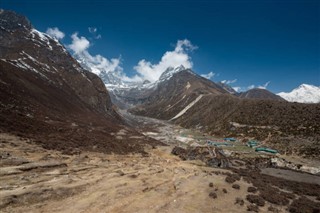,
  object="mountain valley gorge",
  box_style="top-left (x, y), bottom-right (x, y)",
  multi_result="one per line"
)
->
top-left (1, 9), bottom-right (320, 213)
